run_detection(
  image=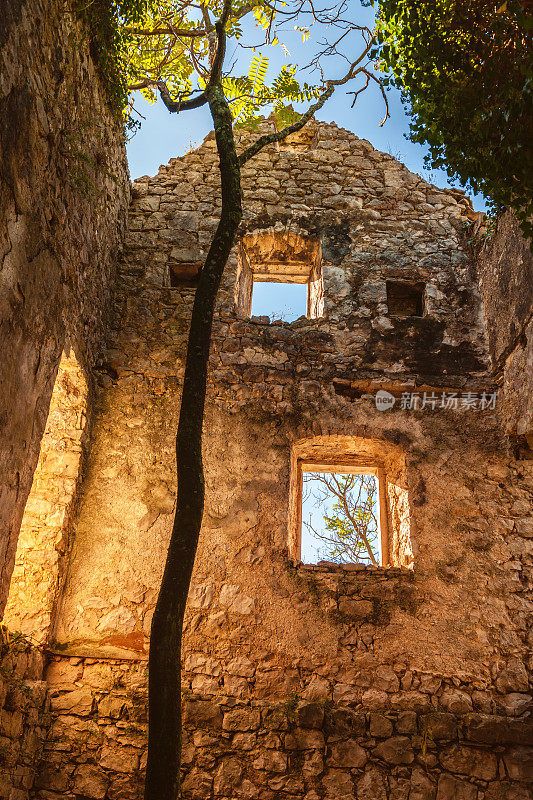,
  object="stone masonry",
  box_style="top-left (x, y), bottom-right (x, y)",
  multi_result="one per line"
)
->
top-left (1, 119), bottom-right (530, 798)
top-left (0, 0), bottom-right (129, 792)
top-left (0, 631), bottom-right (50, 797)
top-left (476, 211), bottom-right (533, 448)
